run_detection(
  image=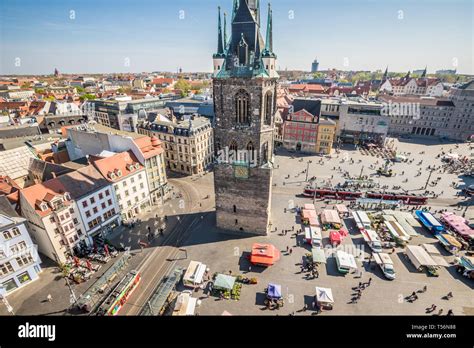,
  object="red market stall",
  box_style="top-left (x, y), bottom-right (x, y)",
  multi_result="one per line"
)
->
top-left (329, 230), bottom-right (342, 246)
top-left (301, 209), bottom-right (318, 225)
top-left (250, 244), bottom-right (281, 267)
